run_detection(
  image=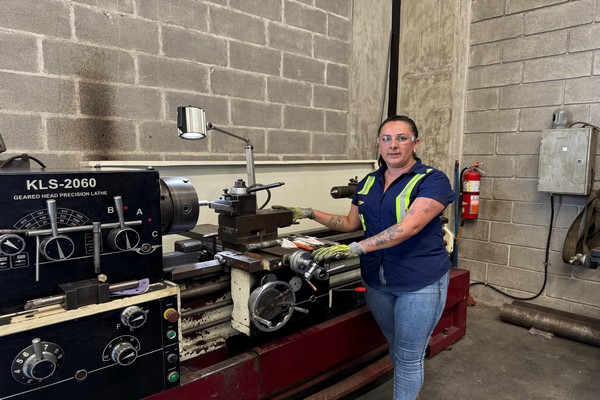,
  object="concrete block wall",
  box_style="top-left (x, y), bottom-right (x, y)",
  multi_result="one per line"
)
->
top-left (463, 0), bottom-right (600, 318)
top-left (0, 0), bottom-right (354, 168)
